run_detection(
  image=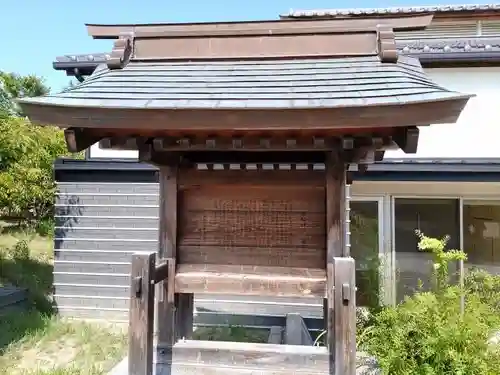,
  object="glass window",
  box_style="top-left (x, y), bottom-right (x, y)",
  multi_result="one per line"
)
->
top-left (394, 198), bottom-right (460, 302)
top-left (350, 201), bottom-right (380, 307)
top-left (463, 200), bottom-right (500, 275)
